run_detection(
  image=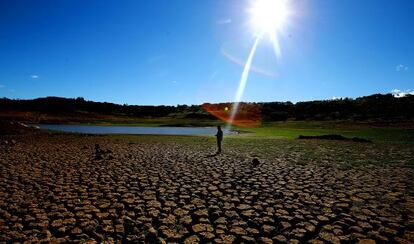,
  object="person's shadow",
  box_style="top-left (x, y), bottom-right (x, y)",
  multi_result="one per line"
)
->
top-left (205, 152), bottom-right (220, 158)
